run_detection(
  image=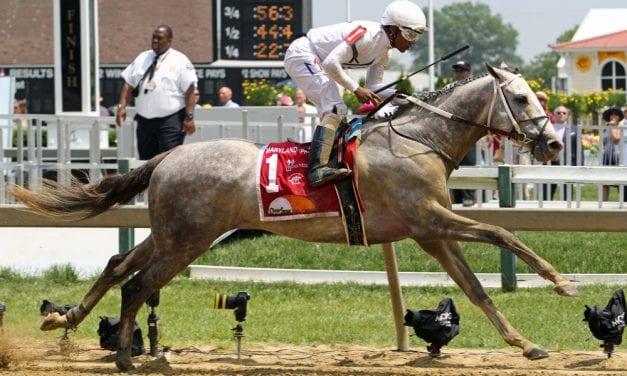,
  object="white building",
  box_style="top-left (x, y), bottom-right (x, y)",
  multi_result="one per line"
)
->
top-left (551, 9), bottom-right (627, 94)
